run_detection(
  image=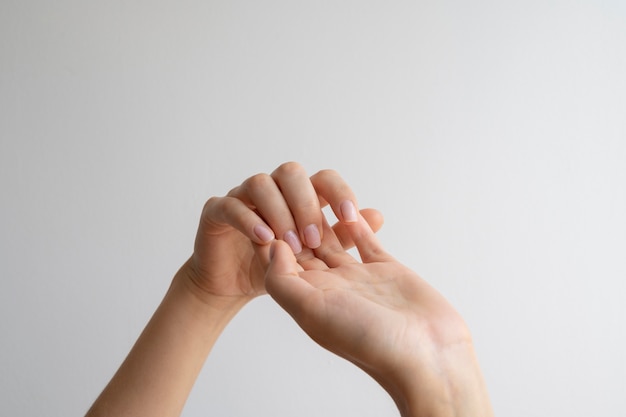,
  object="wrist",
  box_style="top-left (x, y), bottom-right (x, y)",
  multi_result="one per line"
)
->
top-left (173, 258), bottom-right (253, 315)
top-left (374, 341), bottom-right (493, 417)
